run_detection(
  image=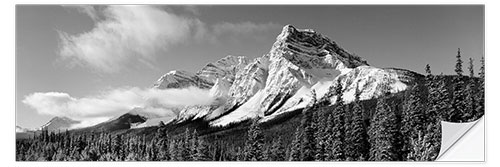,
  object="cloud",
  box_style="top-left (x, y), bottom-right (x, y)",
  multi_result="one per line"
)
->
top-left (58, 5), bottom-right (201, 73)
top-left (58, 5), bottom-right (281, 73)
top-left (22, 87), bottom-right (215, 127)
